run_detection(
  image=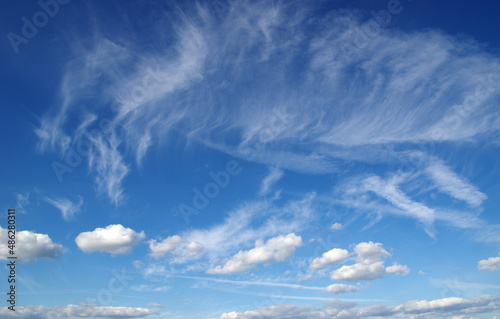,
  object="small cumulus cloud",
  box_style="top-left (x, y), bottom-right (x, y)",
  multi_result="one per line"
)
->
top-left (330, 222), bottom-right (343, 231)
top-left (207, 233), bottom-right (303, 274)
top-left (309, 248), bottom-right (349, 270)
top-left (75, 224), bottom-right (145, 255)
top-left (0, 227), bottom-right (63, 263)
top-left (478, 253), bottom-right (500, 271)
